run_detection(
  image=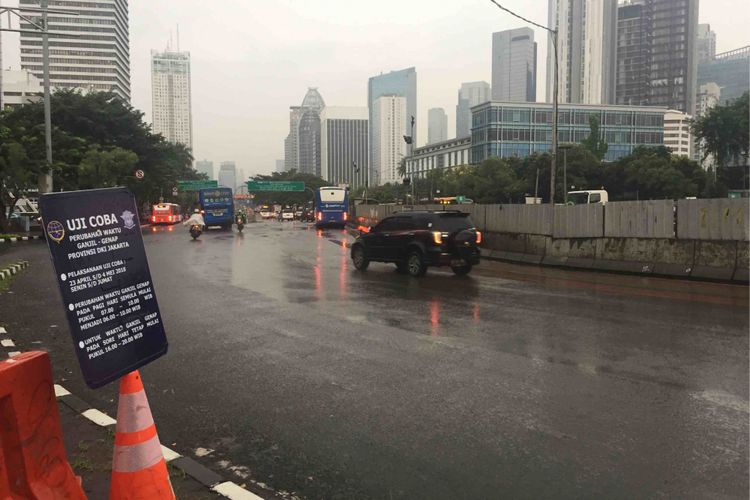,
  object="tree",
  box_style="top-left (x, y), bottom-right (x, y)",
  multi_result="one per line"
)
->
top-left (581, 115), bottom-right (609, 160)
top-left (691, 92), bottom-right (749, 168)
top-left (0, 89), bottom-right (201, 230)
